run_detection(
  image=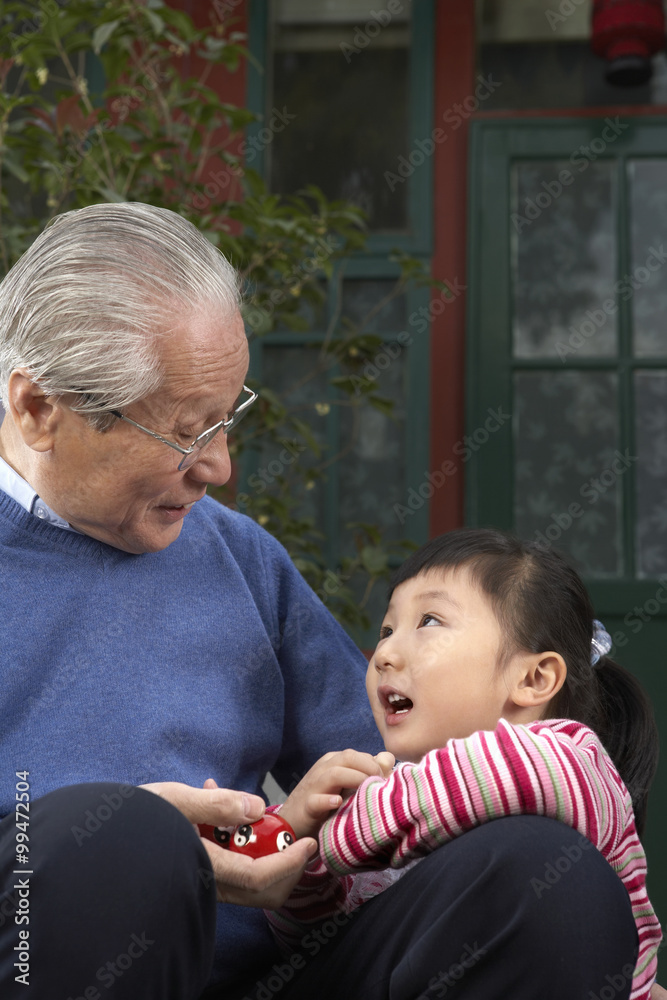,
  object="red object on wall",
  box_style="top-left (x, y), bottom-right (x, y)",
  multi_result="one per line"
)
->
top-left (591, 0), bottom-right (666, 85)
